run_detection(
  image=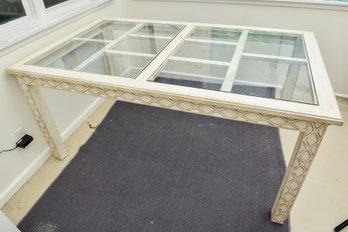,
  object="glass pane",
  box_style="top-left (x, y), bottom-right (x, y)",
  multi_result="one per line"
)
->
top-left (172, 40), bottom-right (235, 62)
top-left (151, 26), bottom-right (237, 91)
top-left (232, 57), bottom-right (315, 104)
top-left (0, 0), bottom-right (26, 25)
top-left (111, 36), bottom-right (171, 54)
top-left (153, 59), bottom-right (228, 91)
top-left (28, 41), bottom-right (107, 70)
top-left (78, 21), bottom-right (138, 41)
top-left (132, 23), bottom-right (183, 37)
top-left (189, 27), bottom-right (241, 42)
top-left (26, 20), bottom-right (184, 79)
top-left (244, 32), bottom-right (306, 58)
top-left (82, 53), bottom-right (153, 79)
top-left (43, 0), bottom-right (68, 8)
